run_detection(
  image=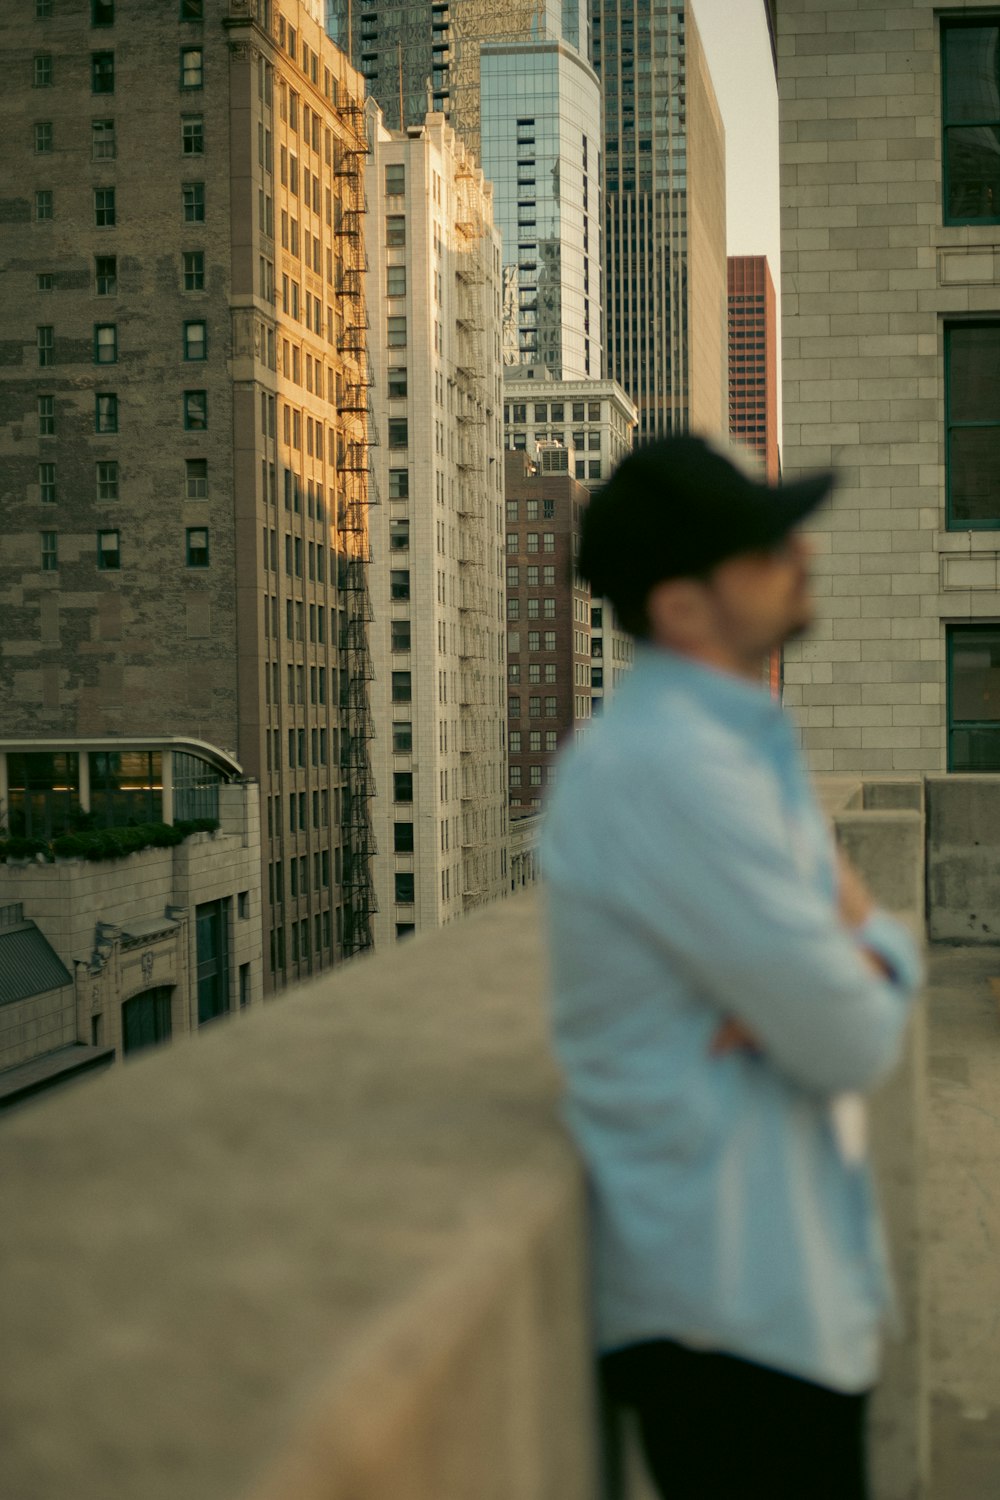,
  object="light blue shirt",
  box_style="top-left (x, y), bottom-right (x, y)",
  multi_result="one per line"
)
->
top-left (541, 645), bottom-right (922, 1392)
